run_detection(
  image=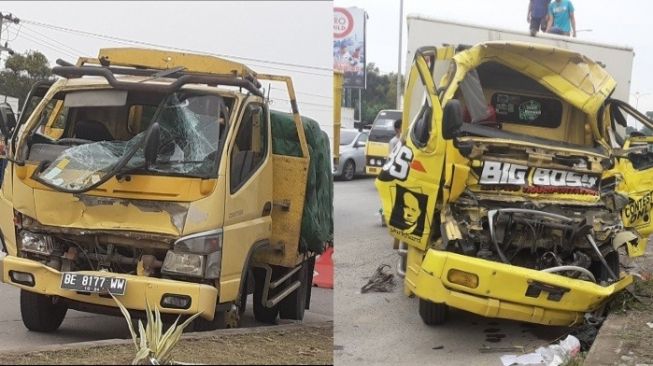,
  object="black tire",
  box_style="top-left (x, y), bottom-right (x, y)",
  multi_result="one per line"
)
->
top-left (20, 290), bottom-right (68, 332)
top-left (193, 308), bottom-right (239, 331)
top-left (279, 263), bottom-right (308, 320)
top-left (341, 160), bottom-right (355, 181)
top-left (418, 298), bottom-right (448, 326)
top-left (253, 267), bottom-right (279, 324)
